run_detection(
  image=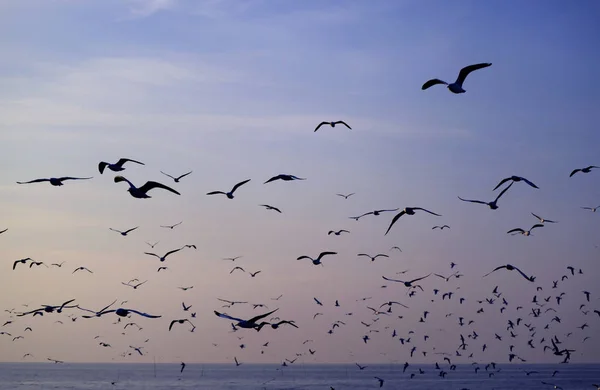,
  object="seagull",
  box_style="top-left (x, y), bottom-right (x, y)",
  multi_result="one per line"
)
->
top-left (382, 274), bottom-right (431, 288)
top-left (458, 181), bottom-right (513, 210)
top-left (357, 253), bottom-right (389, 262)
top-left (52, 262), bottom-right (66, 268)
top-left (13, 258), bottom-right (33, 270)
top-left (581, 206), bottom-right (599, 212)
top-left (507, 224), bottom-right (544, 236)
top-left (160, 221), bottom-right (182, 229)
top-left (160, 171), bottom-right (192, 183)
top-left (531, 213), bottom-right (557, 224)
top-left (17, 300), bottom-right (78, 316)
top-left (79, 303), bottom-right (161, 319)
top-left (121, 280), bottom-right (147, 290)
top-left (374, 376), bottom-right (385, 387)
top-left (230, 266), bottom-right (245, 274)
top-left (390, 246), bottom-right (402, 252)
top-left (144, 247), bottom-right (185, 262)
top-left (422, 63), bottom-right (492, 94)
top-left (314, 121), bottom-right (352, 132)
top-left (206, 179), bottom-right (251, 199)
top-left (328, 230), bottom-right (350, 236)
top-left (223, 256), bottom-right (242, 262)
top-left (98, 158), bottom-right (144, 174)
top-left (297, 251), bottom-right (337, 265)
top-left (180, 362), bottom-right (186, 373)
top-left (260, 205), bottom-right (282, 213)
top-left (73, 266), bottom-right (93, 274)
top-left (114, 176), bottom-right (180, 198)
top-left (385, 207), bottom-right (441, 235)
top-left (109, 227), bottom-right (139, 236)
top-left (249, 271), bottom-right (262, 277)
top-left (214, 309), bottom-right (278, 331)
top-left (234, 357), bottom-right (242, 366)
top-left (157, 267), bottom-right (168, 272)
top-left (569, 165), bottom-right (598, 177)
top-left (146, 241), bottom-right (159, 248)
top-left (264, 174), bottom-right (306, 184)
top-left (336, 193), bottom-right (355, 199)
top-left (17, 177), bottom-right (92, 186)
top-left (432, 225), bottom-right (450, 230)
top-left (493, 176), bottom-right (538, 191)
top-left (484, 264), bottom-right (534, 282)
top-left (168, 319), bottom-right (195, 331)
top-left (178, 286), bottom-right (193, 291)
